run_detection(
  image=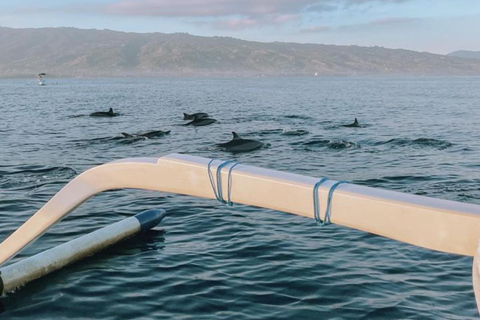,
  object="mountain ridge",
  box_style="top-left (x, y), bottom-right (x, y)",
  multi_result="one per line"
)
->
top-left (1, 26), bottom-right (480, 77)
top-left (447, 50), bottom-right (480, 60)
